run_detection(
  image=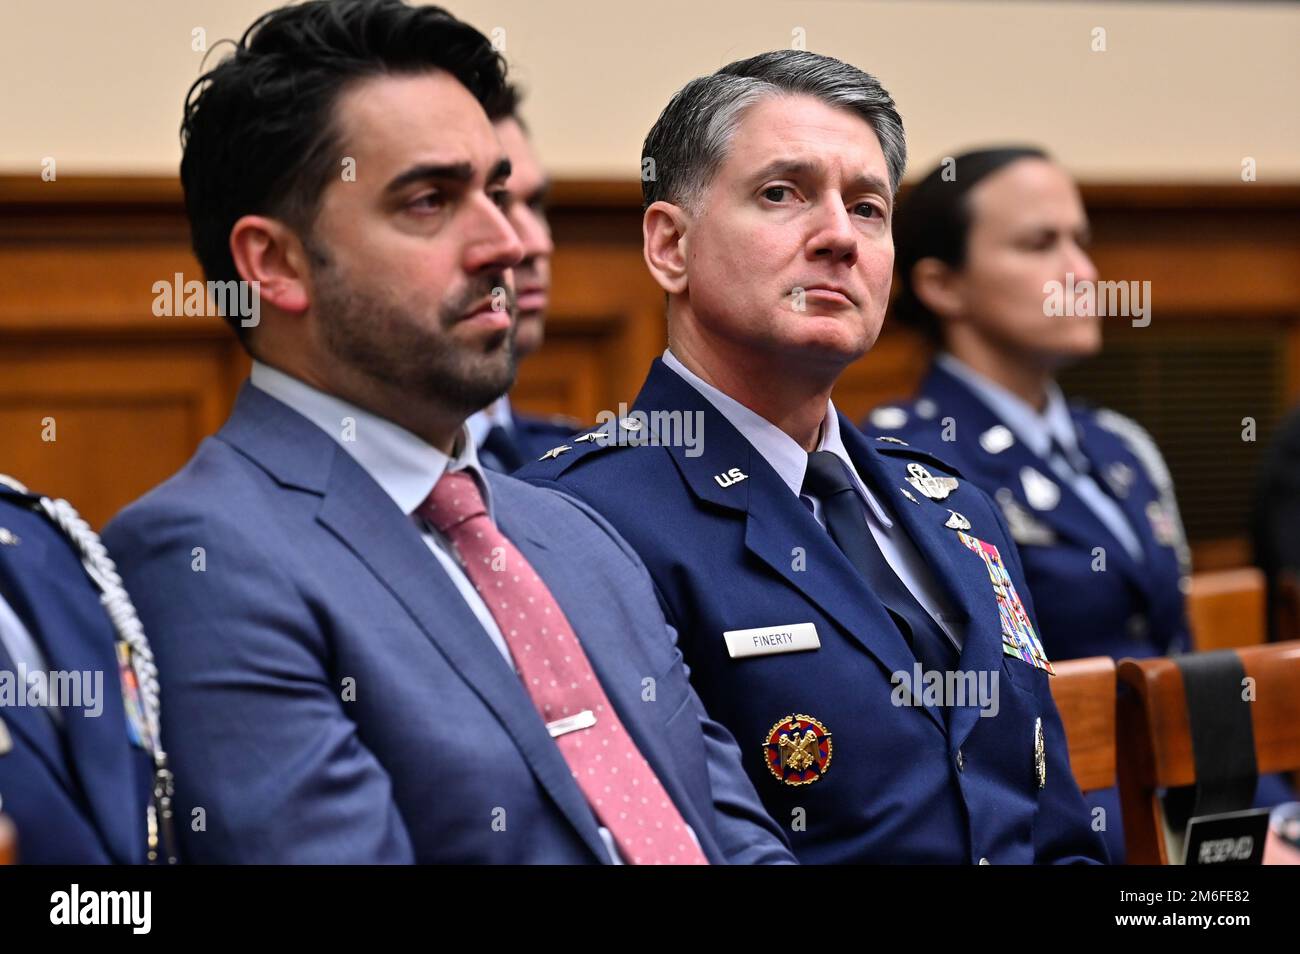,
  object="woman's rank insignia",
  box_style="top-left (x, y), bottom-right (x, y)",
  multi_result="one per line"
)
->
top-left (763, 714), bottom-right (832, 786)
top-left (956, 531), bottom-right (1055, 675)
